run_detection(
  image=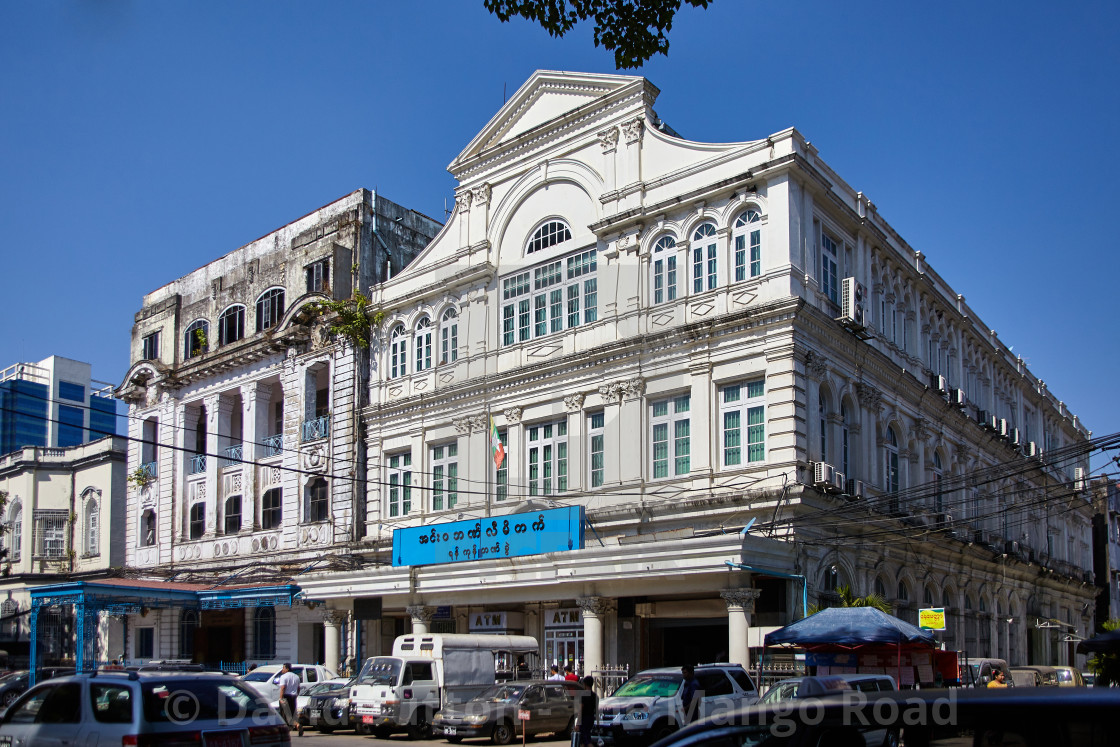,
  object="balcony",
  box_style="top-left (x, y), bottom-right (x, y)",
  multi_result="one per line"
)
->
top-left (301, 415), bottom-right (330, 442)
top-left (188, 453), bottom-right (206, 475)
top-left (262, 434), bottom-right (283, 458)
top-left (222, 443), bottom-right (244, 467)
